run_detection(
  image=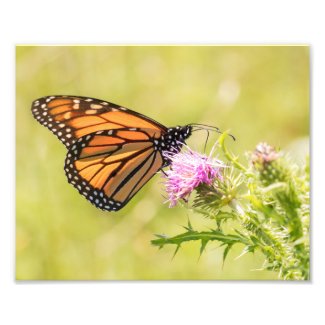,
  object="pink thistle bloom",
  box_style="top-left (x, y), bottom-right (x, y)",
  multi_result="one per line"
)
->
top-left (163, 146), bottom-right (224, 207)
top-left (251, 142), bottom-right (279, 166)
